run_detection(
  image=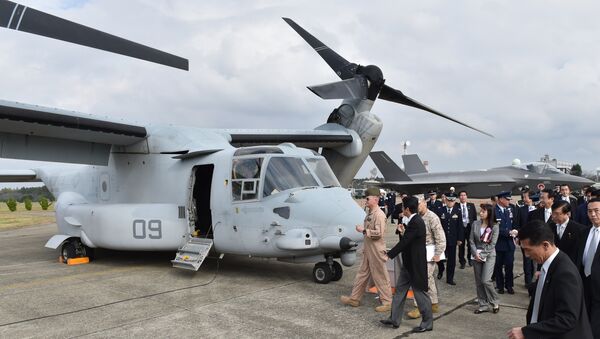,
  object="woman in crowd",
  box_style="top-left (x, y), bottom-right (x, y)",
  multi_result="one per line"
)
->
top-left (470, 203), bottom-right (500, 314)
